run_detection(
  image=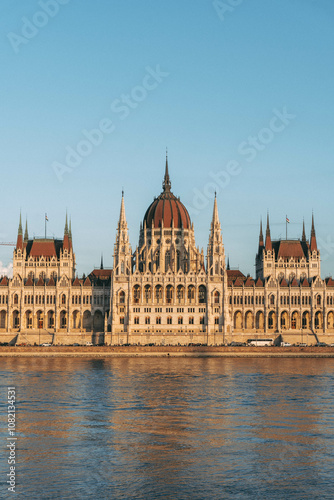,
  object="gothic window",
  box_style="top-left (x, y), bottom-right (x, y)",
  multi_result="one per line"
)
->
top-left (133, 285), bottom-right (140, 304)
top-left (317, 295), bottom-right (321, 306)
top-left (156, 317), bottom-right (161, 325)
top-left (270, 295), bottom-right (275, 305)
top-left (214, 317), bottom-right (219, 325)
top-left (177, 285), bottom-right (184, 303)
top-left (165, 251), bottom-right (171, 271)
top-left (167, 316), bottom-right (172, 325)
top-left (155, 285), bottom-right (162, 304)
top-left (121, 262), bottom-right (124, 274)
top-left (214, 291), bottom-right (220, 304)
top-left (176, 251), bottom-right (180, 271)
top-left (119, 291), bottom-right (125, 304)
top-left (178, 317), bottom-right (183, 325)
top-left (189, 317), bottom-right (194, 325)
top-left (145, 317), bottom-right (150, 325)
top-left (200, 316), bottom-right (205, 325)
top-left (13, 294), bottom-right (18, 305)
top-left (134, 317), bottom-right (139, 325)
top-left (166, 285), bottom-right (173, 304)
top-left (188, 286), bottom-right (195, 303)
top-left (120, 317), bottom-right (125, 324)
top-left (144, 285), bottom-right (151, 303)
top-left (199, 285), bottom-right (206, 304)
top-left (61, 294), bottom-right (66, 305)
